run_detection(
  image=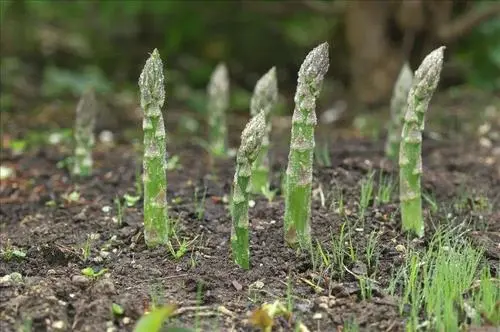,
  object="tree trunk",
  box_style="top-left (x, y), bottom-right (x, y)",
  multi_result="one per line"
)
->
top-left (345, 0), bottom-right (404, 109)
